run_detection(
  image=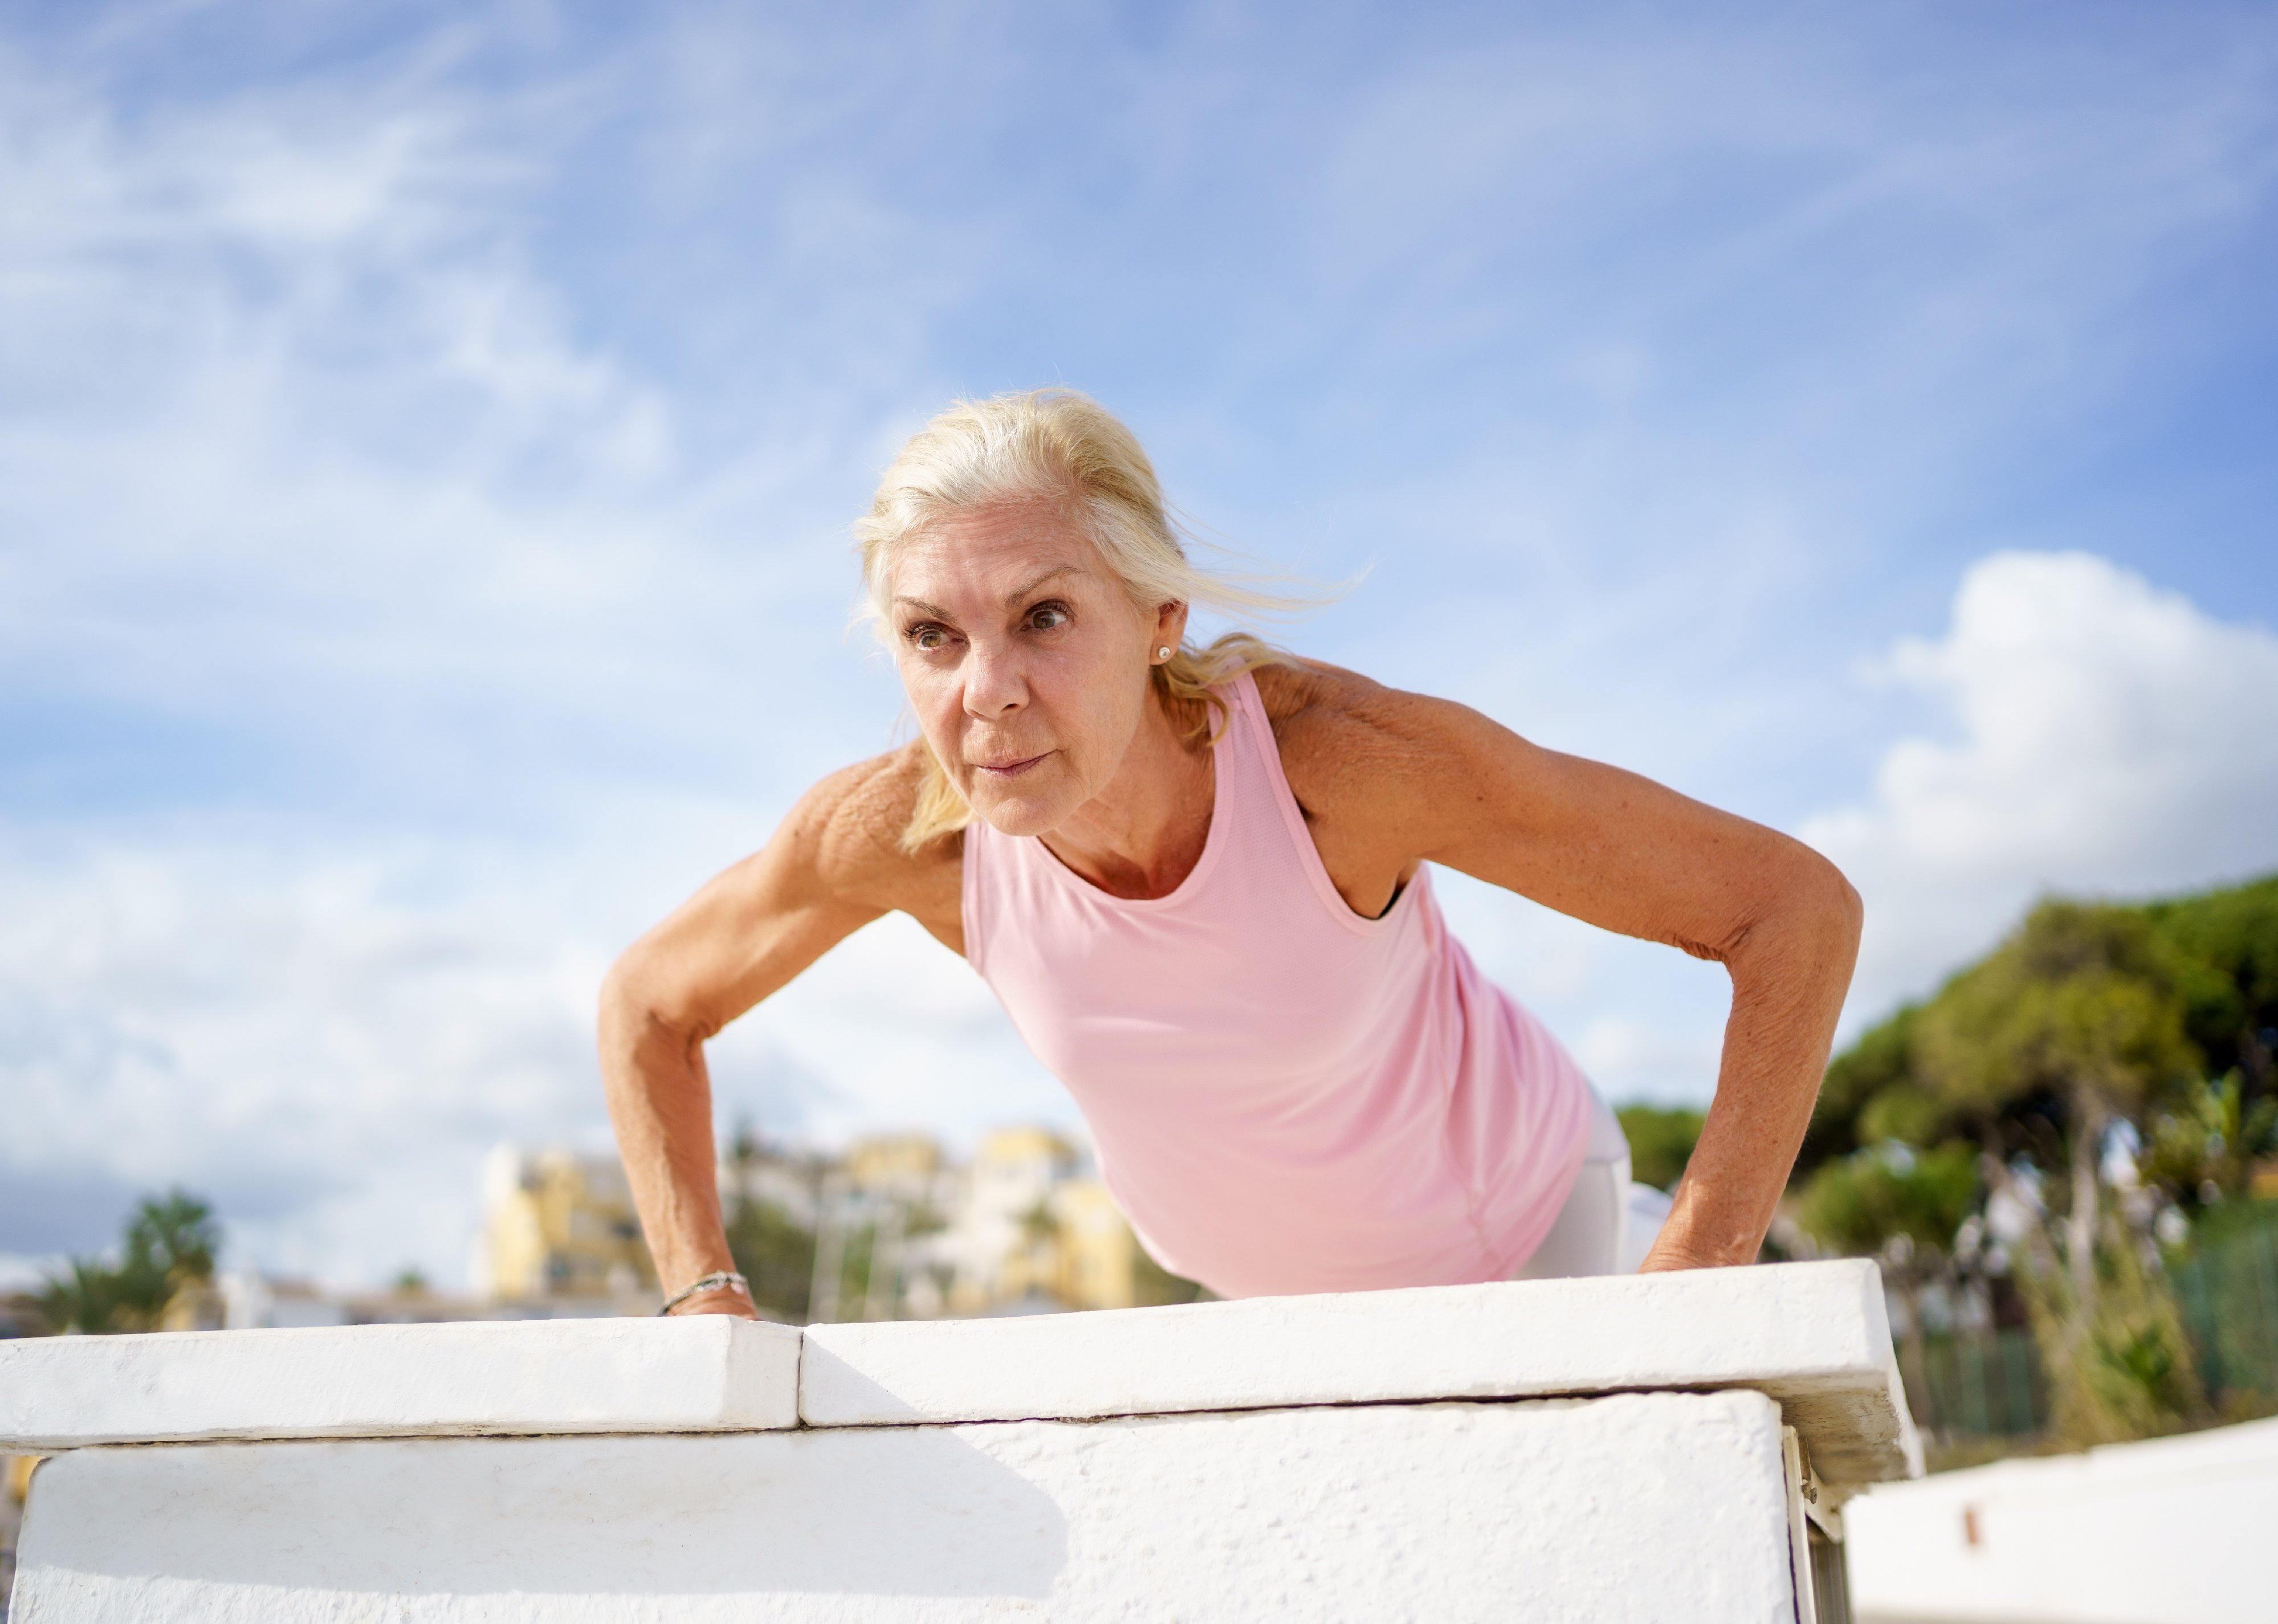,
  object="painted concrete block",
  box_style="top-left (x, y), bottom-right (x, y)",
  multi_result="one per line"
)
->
top-left (14, 1389), bottom-right (1798, 1622)
top-left (0, 1315), bottom-right (800, 1448)
top-left (805, 1258), bottom-right (1917, 1484)
top-left (1845, 1412), bottom-right (2278, 1624)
